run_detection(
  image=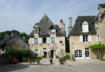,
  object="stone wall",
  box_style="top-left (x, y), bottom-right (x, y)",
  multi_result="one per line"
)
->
top-left (28, 36), bottom-right (66, 58)
top-left (69, 35), bottom-right (97, 60)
